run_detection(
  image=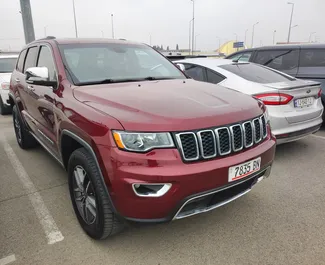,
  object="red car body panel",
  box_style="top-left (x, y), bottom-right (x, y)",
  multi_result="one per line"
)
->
top-left (9, 38), bottom-right (276, 222)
